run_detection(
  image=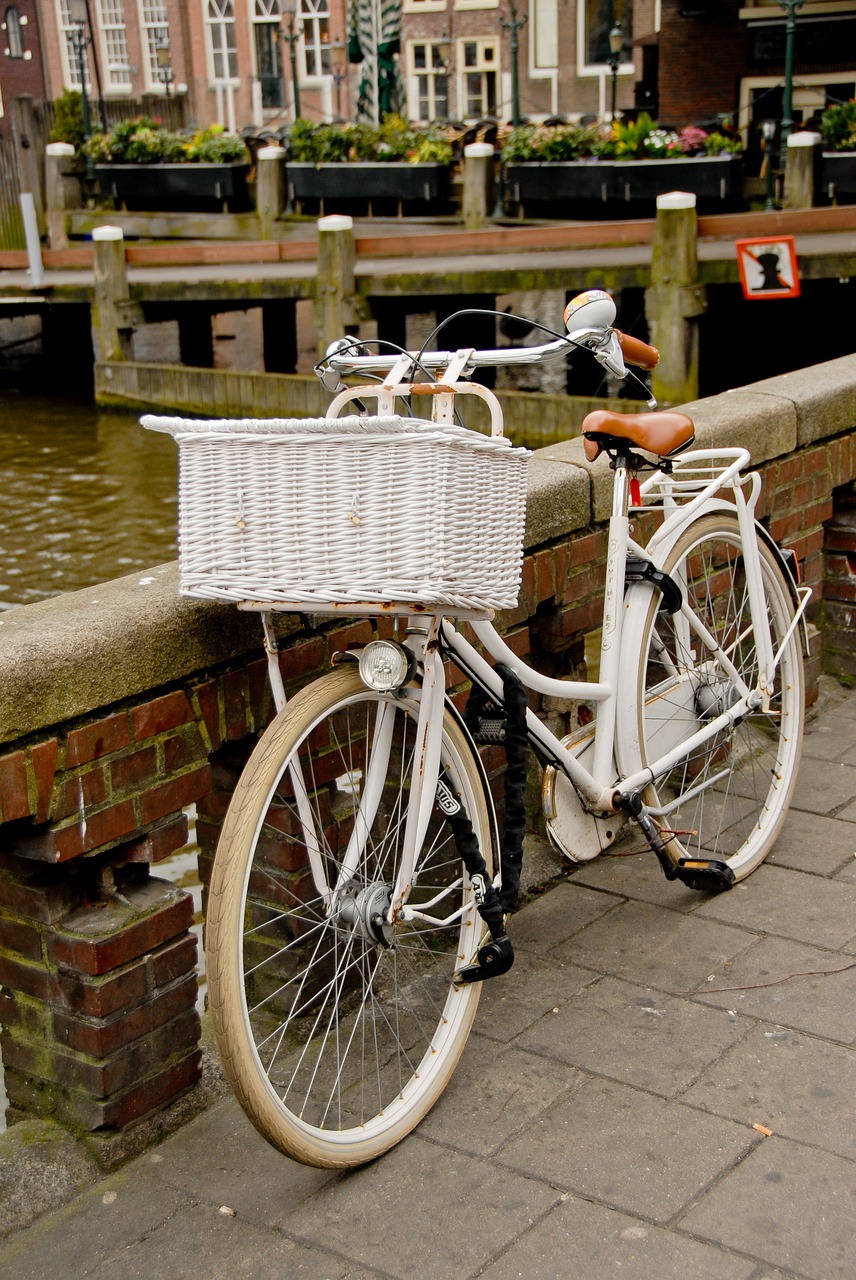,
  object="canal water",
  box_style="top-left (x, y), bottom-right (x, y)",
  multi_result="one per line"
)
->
top-left (0, 388), bottom-right (200, 1130)
top-left (0, 388), bottom-right (180, 609)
